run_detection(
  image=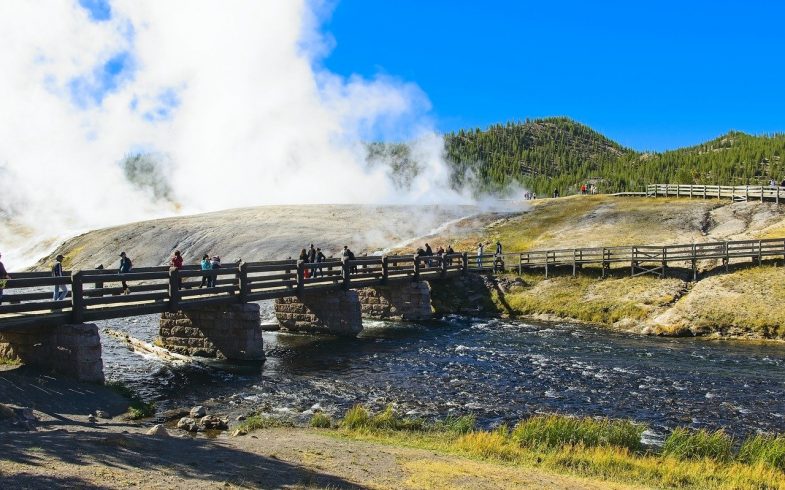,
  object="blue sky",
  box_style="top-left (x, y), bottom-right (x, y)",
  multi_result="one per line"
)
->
top-left (320, 1), bottom-right (785, 151)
